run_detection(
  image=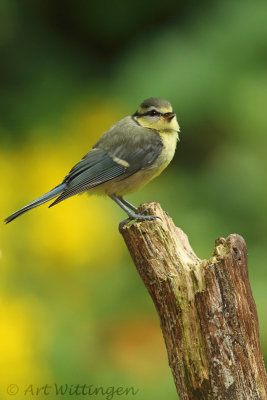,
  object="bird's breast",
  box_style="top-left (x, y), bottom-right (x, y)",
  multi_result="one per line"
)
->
top-left (153, 130), bottom-right (178, 174)
top-left (101, 130), bottom-right (178, 196)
